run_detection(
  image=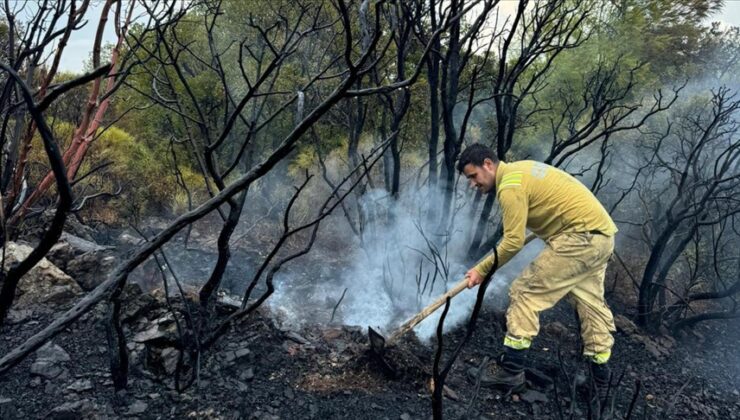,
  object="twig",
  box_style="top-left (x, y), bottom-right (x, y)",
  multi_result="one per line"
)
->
top-left (431, 296), bottom-right (451, 420)
top-left (625, 379), bottom-right (642, 420)
top-left (431, 247), bottom-right (499, 419)
top-left (464, 356), bottom-right (489, 417)
top-left (665, 377), bottom-right (691, 418)
top-left (330, 288), bottom-right (348, 323)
